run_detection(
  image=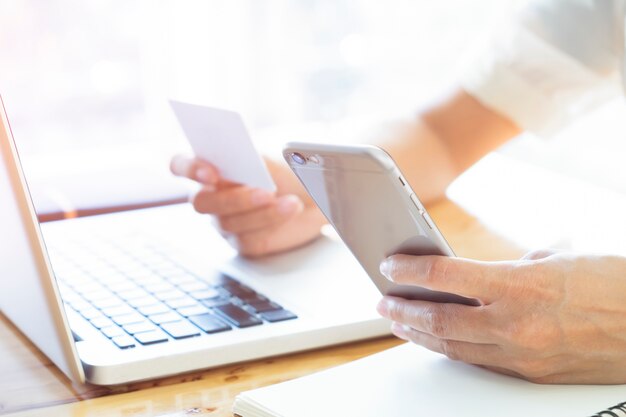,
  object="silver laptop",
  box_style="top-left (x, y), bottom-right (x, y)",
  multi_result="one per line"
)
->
top-left (0, 97), bottom-right (389, 385)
